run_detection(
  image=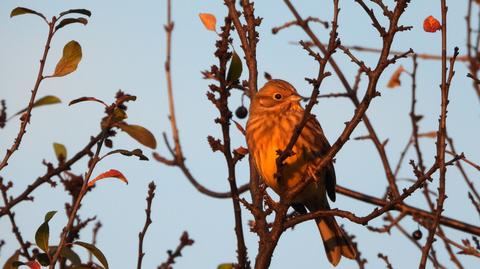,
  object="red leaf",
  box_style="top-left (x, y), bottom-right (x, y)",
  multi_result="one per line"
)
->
top-left (234, 146), bottom-right (249, 156)
top-left (88, 169), bottom-right (128, 187)
top-left (423, 16), bottom-right (441, 33)
top-left (26, 261), bottom-right (41, 269)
